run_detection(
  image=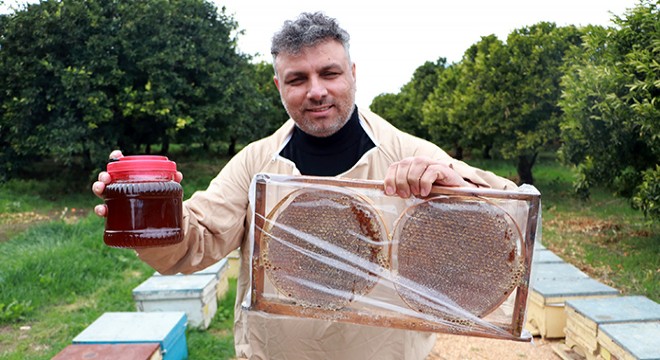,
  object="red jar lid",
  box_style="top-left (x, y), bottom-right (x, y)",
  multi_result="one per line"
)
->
top-left (107, 155), bottom-right (177, 175)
